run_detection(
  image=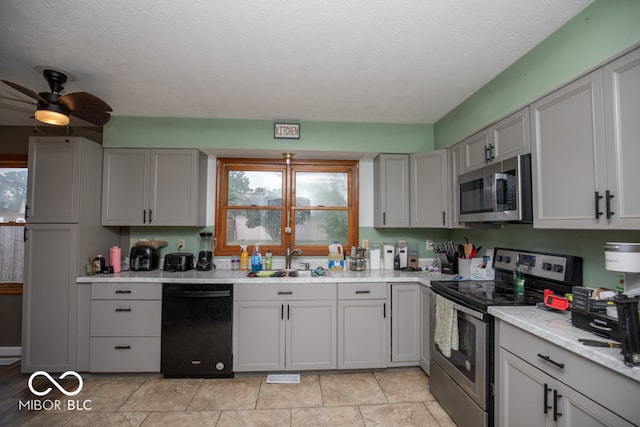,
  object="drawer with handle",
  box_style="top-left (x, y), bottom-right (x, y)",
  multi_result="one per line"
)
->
top-left (90, 300), bottom-right (161, 336)
top-left (338, 283), bottom-right (387, 299)
top-left (91, 282), bottom-right (162, 300)
top-left (90, 337), bottom-right (160, 372)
